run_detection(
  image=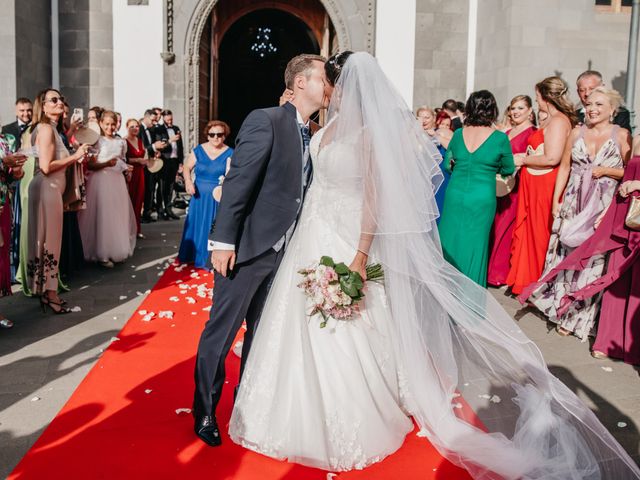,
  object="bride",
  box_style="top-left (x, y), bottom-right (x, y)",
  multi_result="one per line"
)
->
top-left (229, 51), bottom-right (640, 479)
